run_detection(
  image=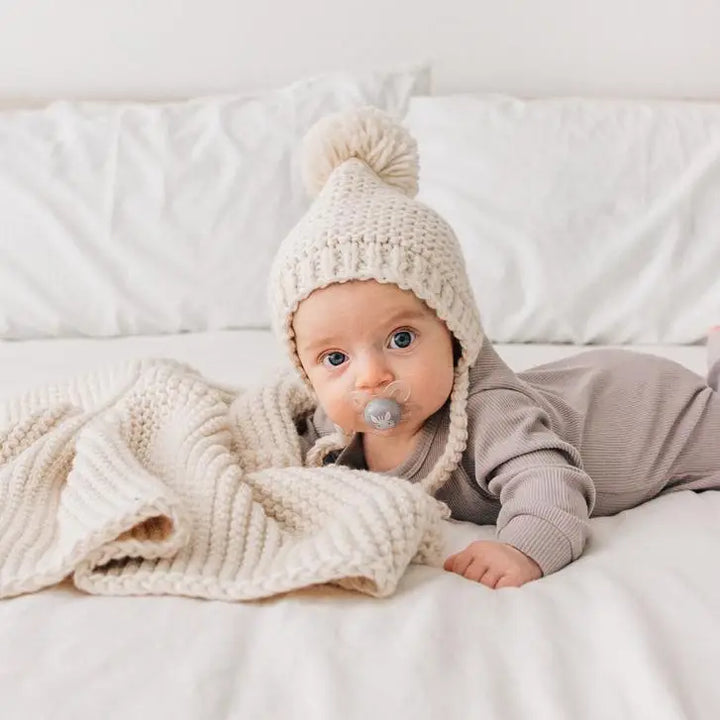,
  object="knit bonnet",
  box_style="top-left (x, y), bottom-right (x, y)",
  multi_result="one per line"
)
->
top-left (268, 106), bottom-right (484, 496)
